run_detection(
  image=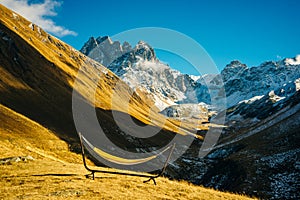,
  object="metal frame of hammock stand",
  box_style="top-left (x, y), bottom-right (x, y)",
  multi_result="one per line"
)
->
top-left (78, 132), bottom-right (175, 185)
